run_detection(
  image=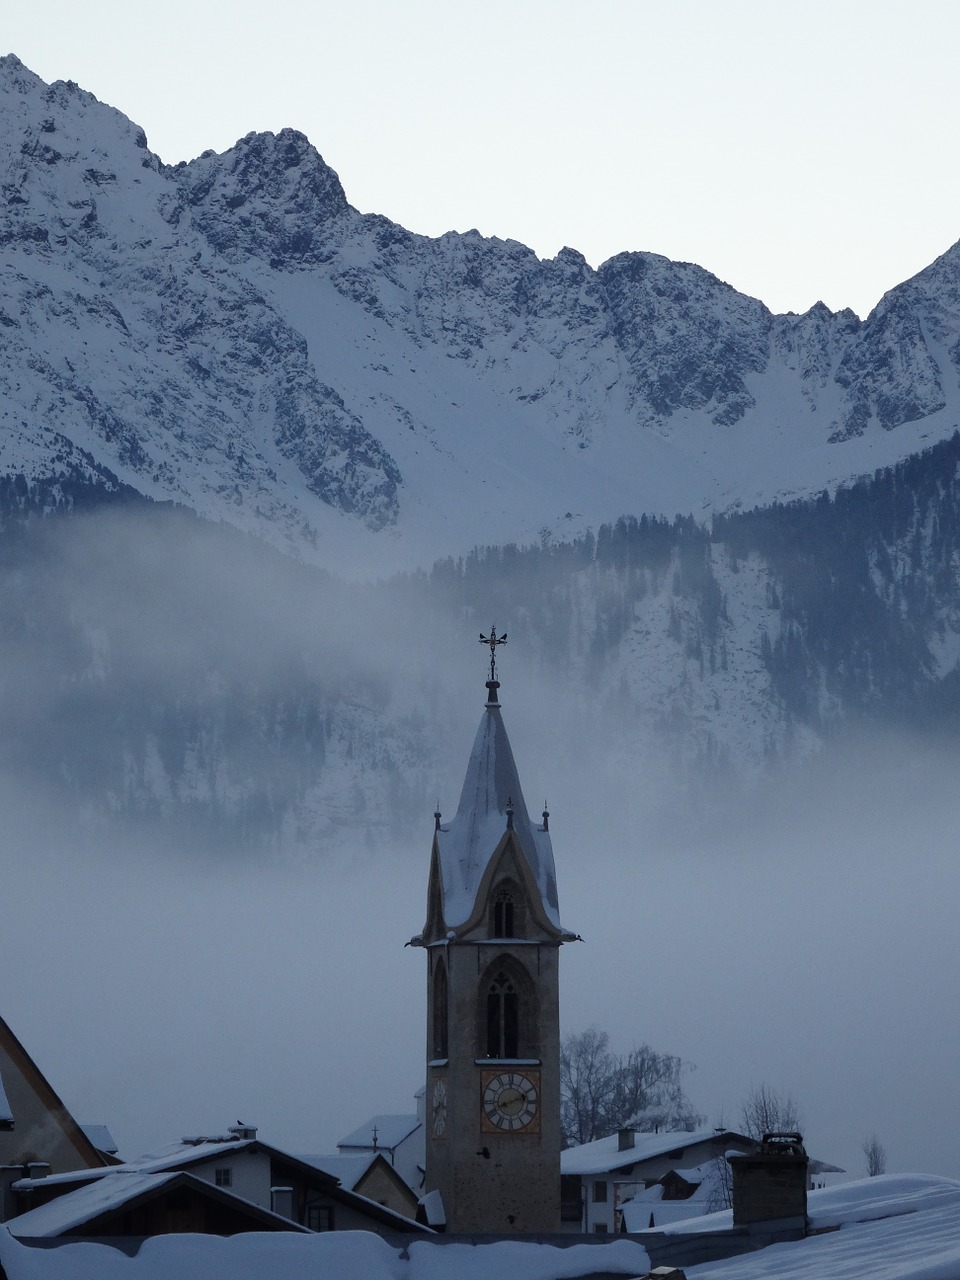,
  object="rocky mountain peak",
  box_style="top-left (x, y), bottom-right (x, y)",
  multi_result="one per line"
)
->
top-left (172, 128), bottom-right (354, 267)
